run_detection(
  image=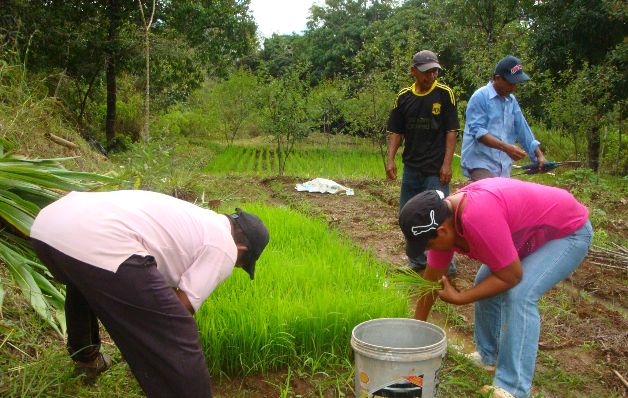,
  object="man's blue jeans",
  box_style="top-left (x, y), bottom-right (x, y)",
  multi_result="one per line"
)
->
top-left (473, 220), bottom-right (593, 398)
top-left (399, 166), bottom-right (455, 272)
